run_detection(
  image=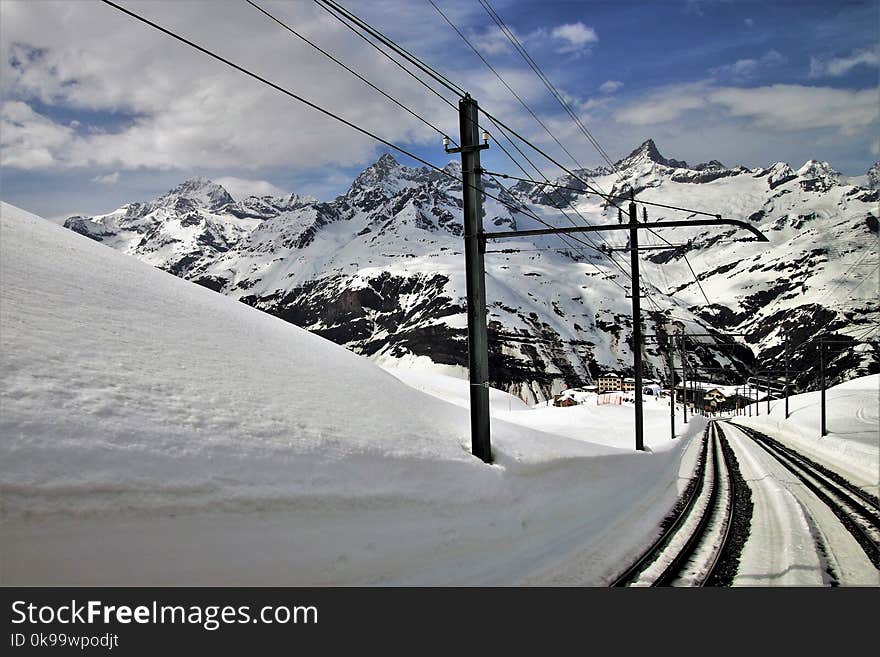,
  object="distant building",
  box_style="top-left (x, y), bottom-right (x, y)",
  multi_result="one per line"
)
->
top-left (622, 377), bottom-right (636, 392)
top-left (597, 373), bottom-right (622, 393)
top-left (704, 388), bottom-right (727, 410)
top-left (704, 389), bottom-right (727, 404)
top-left (553, 396), bottom-right (579, 408)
